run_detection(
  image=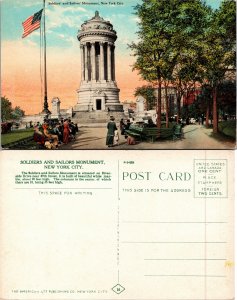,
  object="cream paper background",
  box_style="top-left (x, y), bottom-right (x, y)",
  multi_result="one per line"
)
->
top-left (0, 150), bottom-right (234, 300)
